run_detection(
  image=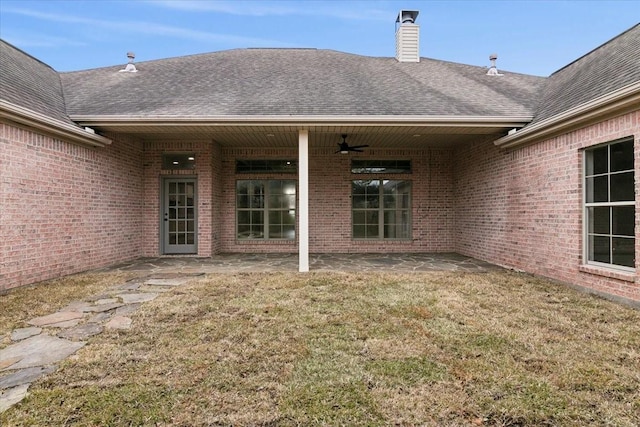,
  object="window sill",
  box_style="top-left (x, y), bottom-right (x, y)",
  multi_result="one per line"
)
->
top-left (579, 265), bottom-right (636, 282)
